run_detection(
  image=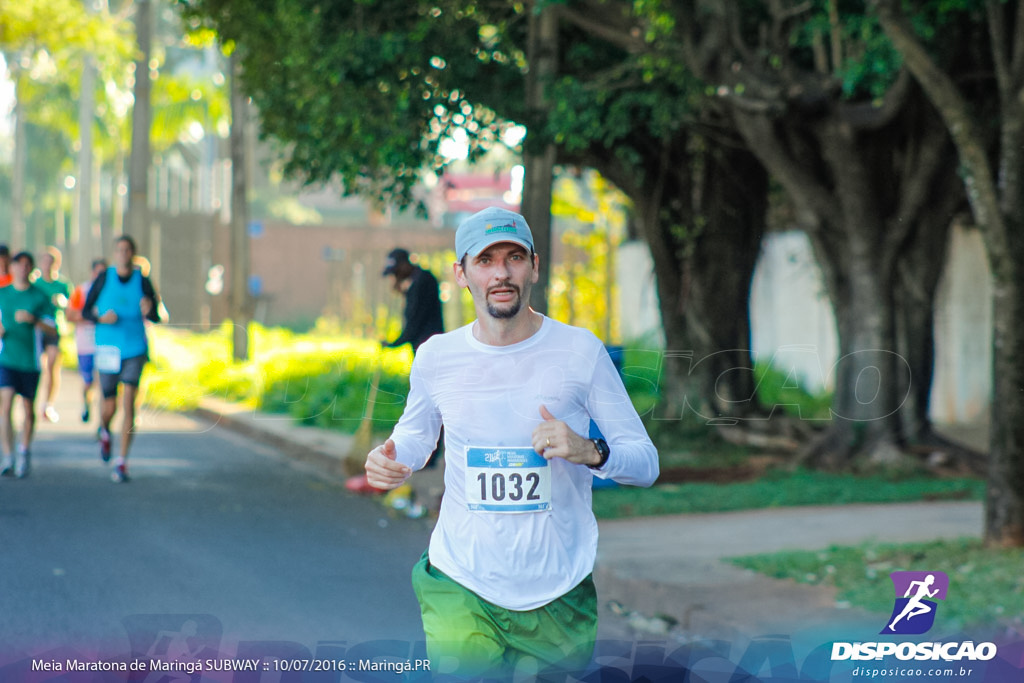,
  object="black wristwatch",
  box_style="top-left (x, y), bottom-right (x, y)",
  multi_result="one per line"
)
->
top-left (587, 438), bottom-right (610, 470)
